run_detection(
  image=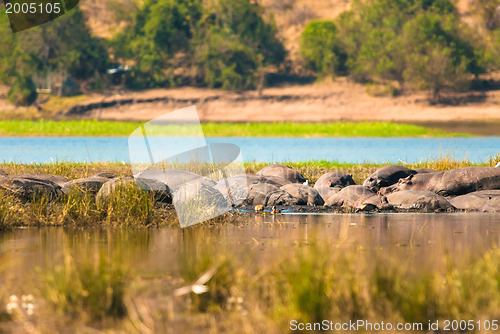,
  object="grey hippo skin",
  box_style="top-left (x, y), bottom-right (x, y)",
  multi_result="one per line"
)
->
top-left (449, 190), bottom-right (500, 212)
top-left (314, 171), bottom-right (356, 189)
top-left (324, 185), bottom-right (376, 209)
top-left (413, 168), bottom-right (438, 174)
top-left (257, 164), bottom-right (307, 183)
top-left (0, 175), bottom-right (62, 201)
top-left (386, 190), bottom-right (455, 212)
top-left (363, 165), bottom-right (417, 192)
top-left (381, 167), bottom-right (500, 197)
top-left (97, 176), bottom-right (172, 204)
top-left (280, 183), bottom-right (324, 206)
top-left (61, 176), bottom-right (111, 195)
